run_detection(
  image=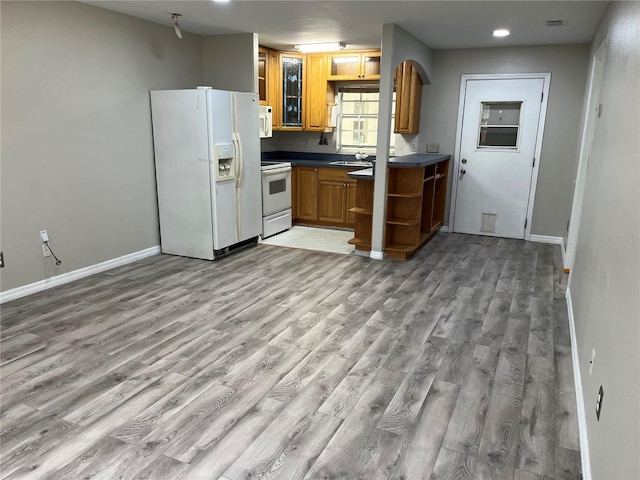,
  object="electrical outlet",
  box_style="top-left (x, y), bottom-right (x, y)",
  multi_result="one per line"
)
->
top-left (595, 385), bottom-right (604, 420)
top-left (427, 143), bottom-right (440, 153)
top-left (0, 251), bottom-right (4, 268)
top-left (40, 230), bottom-right (49, 243)
top-left (409, 142), bottom-right (417, 152)
top-left (589, 349), bottom-right (596, 376)
top-left (42, 244), bottom-right (51, 258)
